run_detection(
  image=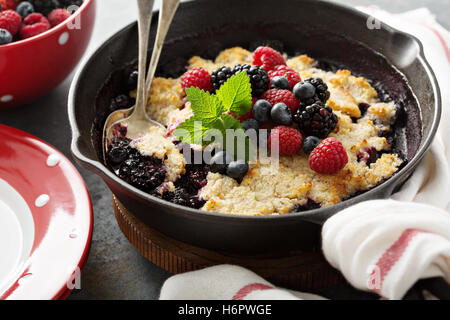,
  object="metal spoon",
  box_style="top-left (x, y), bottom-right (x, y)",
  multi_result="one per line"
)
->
top-left (102, 0), bottom-right (180, 162)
